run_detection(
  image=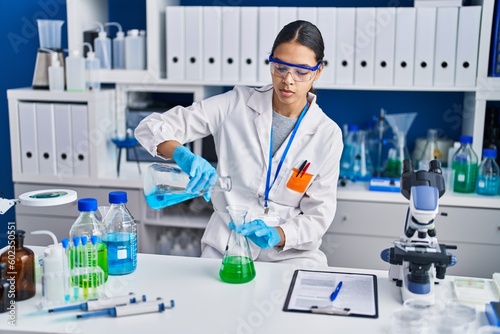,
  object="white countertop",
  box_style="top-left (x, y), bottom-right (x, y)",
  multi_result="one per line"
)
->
top-left (0, 248), bottom-right (493, 334)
